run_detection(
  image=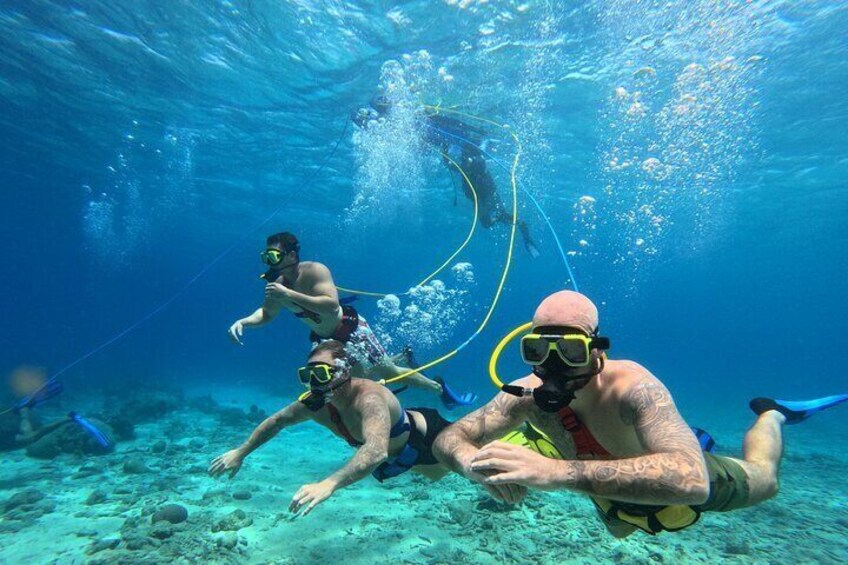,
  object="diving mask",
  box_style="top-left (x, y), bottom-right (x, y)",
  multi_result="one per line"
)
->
top-left (297, 363), bottom-right (337, 387)
top-left (260, 248), bottom-right (284, 266)
top-left (520, 328), bottom-right (610, 367)
top-left (297, 362), bottom-right (350, 412)
top-left (489, 322), bottom-right (610, 413)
